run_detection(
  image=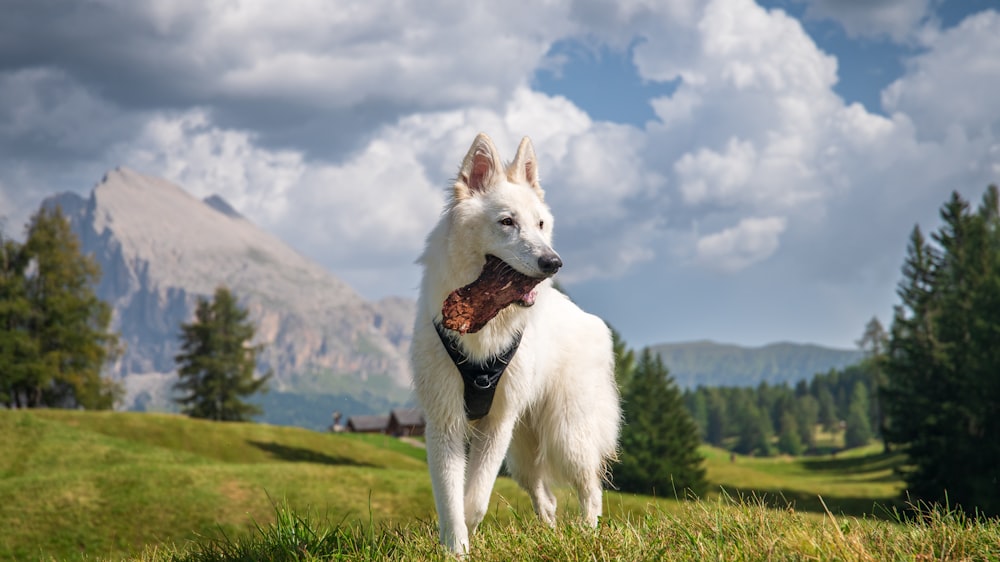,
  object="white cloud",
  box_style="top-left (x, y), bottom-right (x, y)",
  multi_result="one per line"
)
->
top-left (287, 136), bottom-right (444, 265)
top-left (100, 86), bottom-right (660, 291)
top-left (114, 109), bottom-right (440, 276)
top-left (675, 137), bottom-right (757, 205)
top-left (635, 0), bottom-right (839, 94)
top-left (33, 0), bottom-right (573, 112)
top-left (120, 110), bottom-right (305, 227)
top-left (799, 0), bottom-right (934, 42)
top-left (631, 0), bottom-right (995, 286)
top-left (882, 10), bottom-right (1000, 141)
top-left (639, 0), bottom-right (844, 219)
top-left (631, 0), bottom-right (845, 269)
top-left (696, 216), bottom-right (787, 272)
